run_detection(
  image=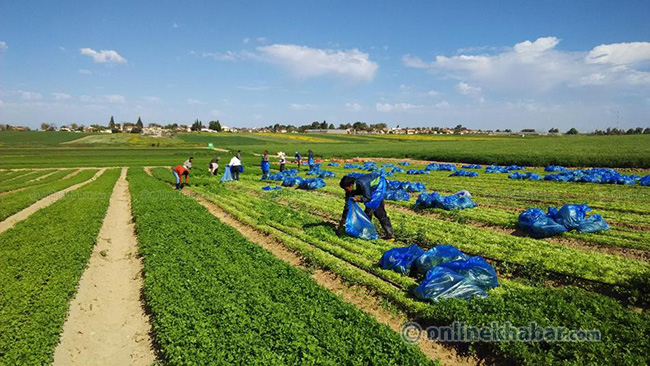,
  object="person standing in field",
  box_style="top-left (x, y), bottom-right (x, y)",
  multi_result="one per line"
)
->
top-left (183, 156), bottom-right (194, 170)
top-left (295, 151), bottom-right (302, 170)
top-left (278, 152), bottom-right (286, 172)
top-left (229, 154), bottom-right (242, 181)
top-left (261, 150), bottom-right (270, 179)
top-left (172, 165), bottom-right (190, 190)
top-left (308, 149), bottom-right (315, 170)
top-left (209, 157), bottom-right (220, 175)
top-left (339, 174), bottom-right (394, 241)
